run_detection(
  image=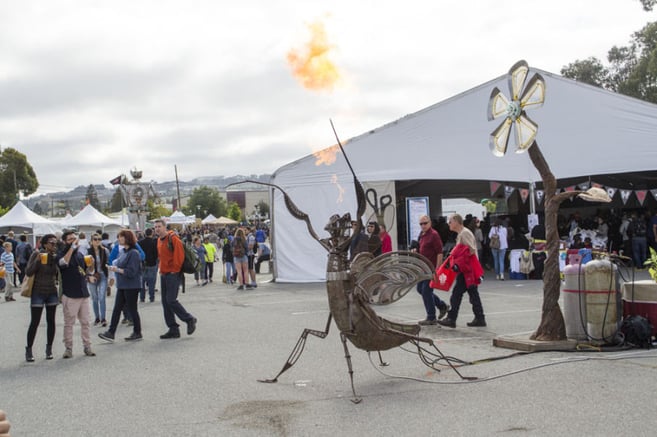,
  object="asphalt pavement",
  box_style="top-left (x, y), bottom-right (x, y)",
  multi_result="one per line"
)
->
top-left (1, 268), bottom-right (657, 436)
